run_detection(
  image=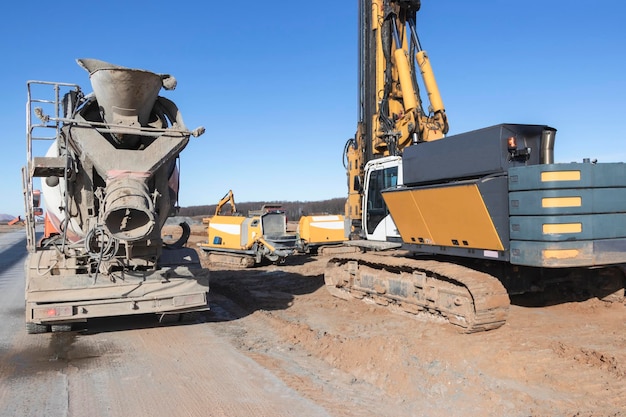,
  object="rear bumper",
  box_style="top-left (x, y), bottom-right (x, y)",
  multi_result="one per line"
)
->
top-left (26, 287), bottom-right (209, 325)
top-left (25, 263), bottom-right (210, 325)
